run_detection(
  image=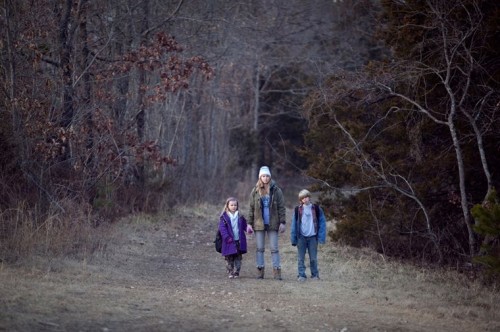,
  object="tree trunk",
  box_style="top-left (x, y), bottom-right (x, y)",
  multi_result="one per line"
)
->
top-left (59, 0), bottom-right (74, 129)
top-left (3, 0), bottom-right (25, 164)
top-left (448, 113), bottom-right (475, 257)
top-left (135, 0), bottom-right (151, 186)
top-left (78, 0), bottom-right (95, 203)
